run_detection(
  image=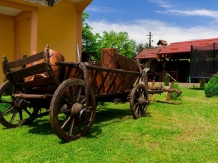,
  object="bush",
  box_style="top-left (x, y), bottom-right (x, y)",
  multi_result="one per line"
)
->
top-left (170, 82), bottom-right (181, 100)
top-left (204, 74), bottom-right (218, 97)
top-left (164, 73), bottom-right (169, 86)
top-left (200, 78), bottom-right (205, 88)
